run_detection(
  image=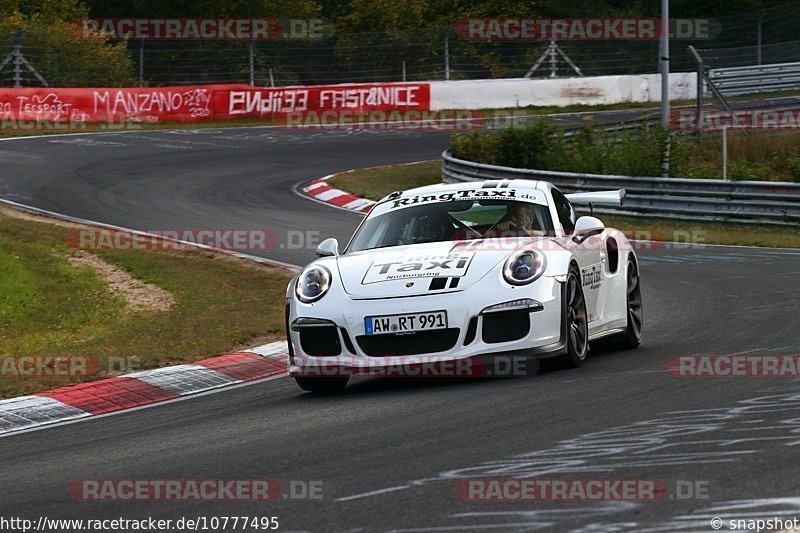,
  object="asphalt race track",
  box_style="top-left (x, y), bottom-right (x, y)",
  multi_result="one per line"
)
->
top-left (1, 122), bottom-right (800, 532)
